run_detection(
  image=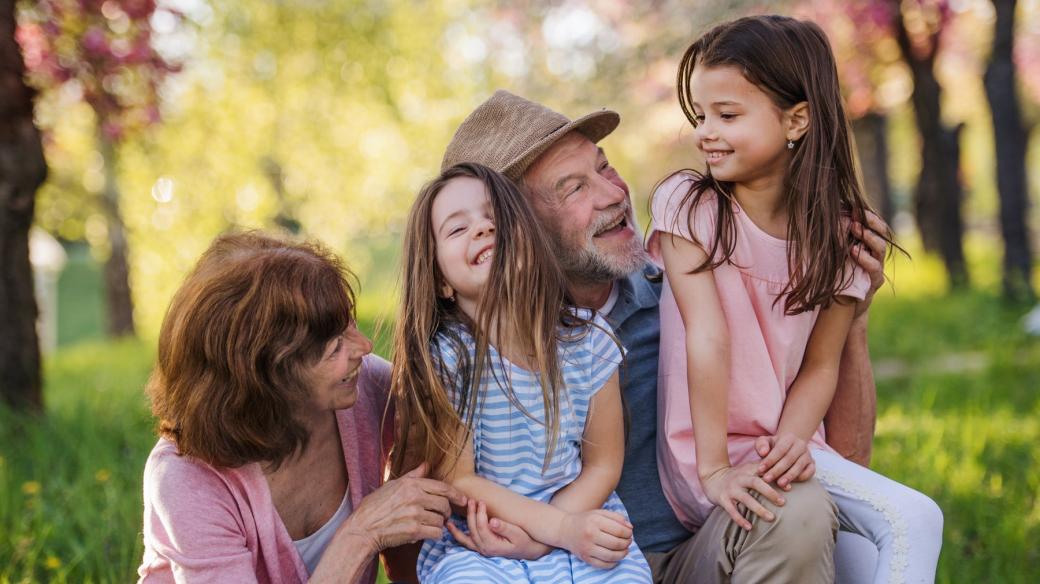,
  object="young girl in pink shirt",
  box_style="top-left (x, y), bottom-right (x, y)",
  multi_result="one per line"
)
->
top-left (649, 15), bottom-right (943, 583)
